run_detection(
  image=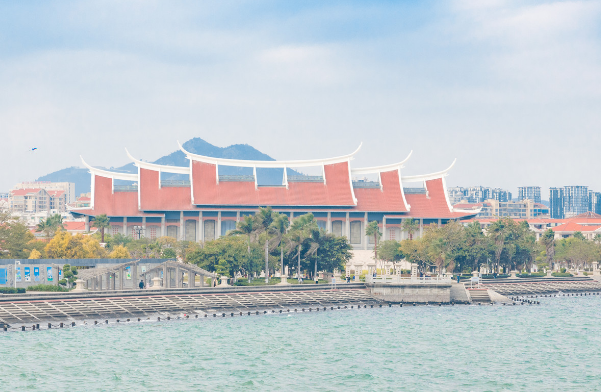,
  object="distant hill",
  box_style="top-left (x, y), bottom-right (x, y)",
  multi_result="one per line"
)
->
top-left (36, 138), bottom-right (300, 195)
